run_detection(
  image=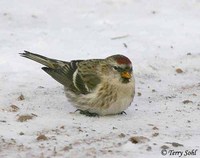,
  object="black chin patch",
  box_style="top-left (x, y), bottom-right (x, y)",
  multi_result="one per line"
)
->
top-left (122, 78), bottom-right (130, 83)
